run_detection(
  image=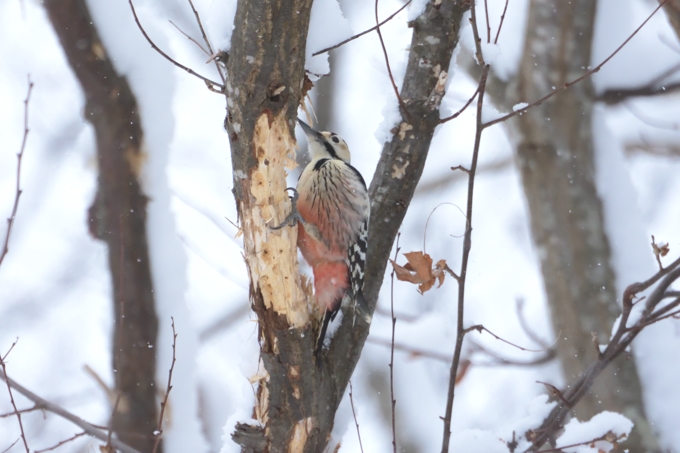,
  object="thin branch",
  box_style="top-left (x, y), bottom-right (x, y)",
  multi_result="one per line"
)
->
top-left (597, 61), bottom-right (680, 104)
top-left (389, 233), bottom-right (400, 453)
top-left (483, 0), bottom-right (491, 43)
top-left (468, 339), bottom-right (555, 367)
top-left (469, 0), bottom-right (486, 66)
top-left (128, 0), bottom-right (224, 91)
top-left (0, 341), bottom-right (28, 452)
top-left (168, 20), bottom-right (209, 55)
top-left (493, 0), bottom-right (509, 44)
top-left (312, 0), bottom-right (412, 56)
top-left (369, 336), bottom-right (555, 367)
top-left (375, 0), bottom-right (410, 119)
top-left (105, 393), bottom-right (122, 450)
top-left (0, 369), bottom-right (142, 453)
top-left (483, 0), bottom-right (668, 129)
top-left (536, 381), bottom-right (570, 405)
top-left (439, 85), bottom-right (480, 124)
top-left (152, 317), bottom-right (178, 453)
top-left (1, 77), bottom-right (33, 269)
top-left (348, 381), bottom-right (365, 453)
top-left (0, 405), bottom-right (43, 418)
top-left (1, 439), bottom-right (19, 453)
top-left (525, 262), bottom-right (680, 451)
top-left (34, 432), bottom-right (88, 453)
top-left (535, 433), bottom-right (616, 453)
top-left (186, 0), bottom-right (226, 85)
top-left (464, 324), bottom-right (552, 353)
top-left (597, 80), bottom-right (680, 104)
top-left (440, 61), bottom-right (491, 453)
